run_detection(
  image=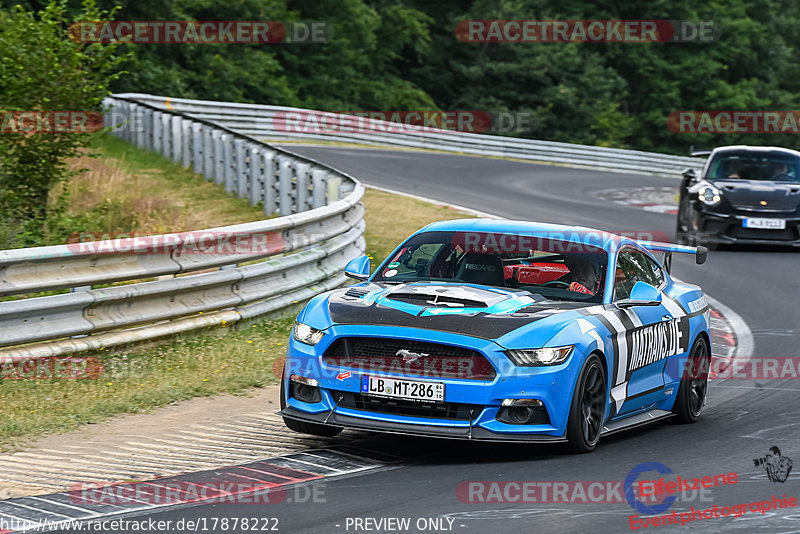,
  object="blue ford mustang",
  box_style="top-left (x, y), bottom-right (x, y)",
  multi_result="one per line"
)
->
top-left (280, 220), bottom-right (711, 452)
